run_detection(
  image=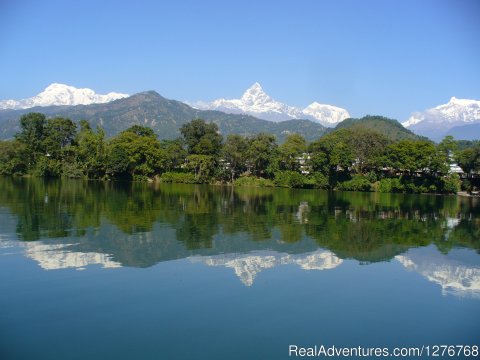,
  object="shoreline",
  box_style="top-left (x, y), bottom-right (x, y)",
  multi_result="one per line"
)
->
top-left (3, 174), bottom-right (475, 197)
